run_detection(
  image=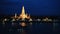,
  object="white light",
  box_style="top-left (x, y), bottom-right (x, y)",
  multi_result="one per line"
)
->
top-left (42, 17), bottom-right (52, 22)
top-left (37, 19), bottom-right (41, 21)
top-left (3, 18), bottom-right (8, 21)
top-left (12, 18), bottom-right (16, 21)
top-left (29, 19), bottom-right (32, 21)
